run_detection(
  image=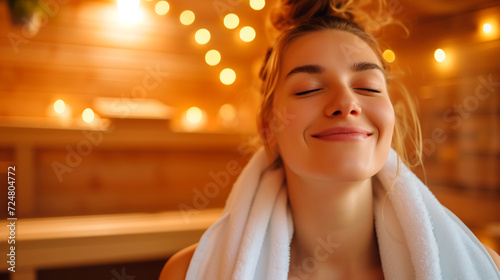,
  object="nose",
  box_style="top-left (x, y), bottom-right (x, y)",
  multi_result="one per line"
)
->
top-left (324, 87), bottom-right (362, 118)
